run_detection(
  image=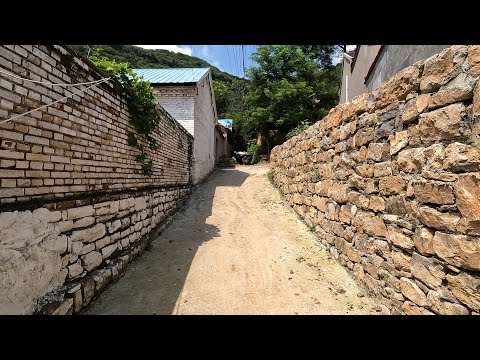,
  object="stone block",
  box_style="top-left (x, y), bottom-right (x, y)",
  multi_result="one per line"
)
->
top-left (400, 277), bottom-right (428, 306)
top-left (411, 252), bottom-right (446, 289)
top-left (82, 251), bottom-right (103, 272)
top-left (455, 173), bottom-right (480, 221)
top-left (413, 227), bottom-right (435, 256)
top-left (70, 223), bottom-right (106, 243)
top-left (67, 205), bottom-right (94, 220)
top-left (418, 103), bottom-right (464, 142)
top-left (447, 272), bottom-right (480, 312)
top-left (386, 225), bottom-right (414, 251)
top-left (433, 232), bottom-right (480, 271)
top-left (413, 182), bottom-right (454, 205)
top-left (427, 290), bottom-right (469, 315)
